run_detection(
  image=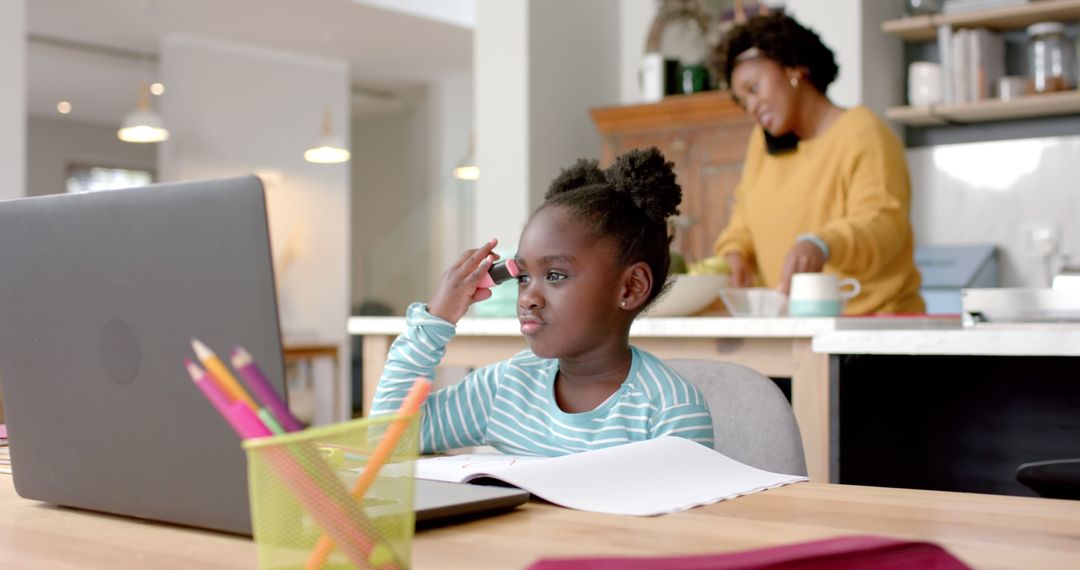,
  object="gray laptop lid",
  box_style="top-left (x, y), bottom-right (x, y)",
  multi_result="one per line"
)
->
top-left (0, 176), bottom-right (285, 535)
top-left (413, 479), bottom-right (528, 526)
